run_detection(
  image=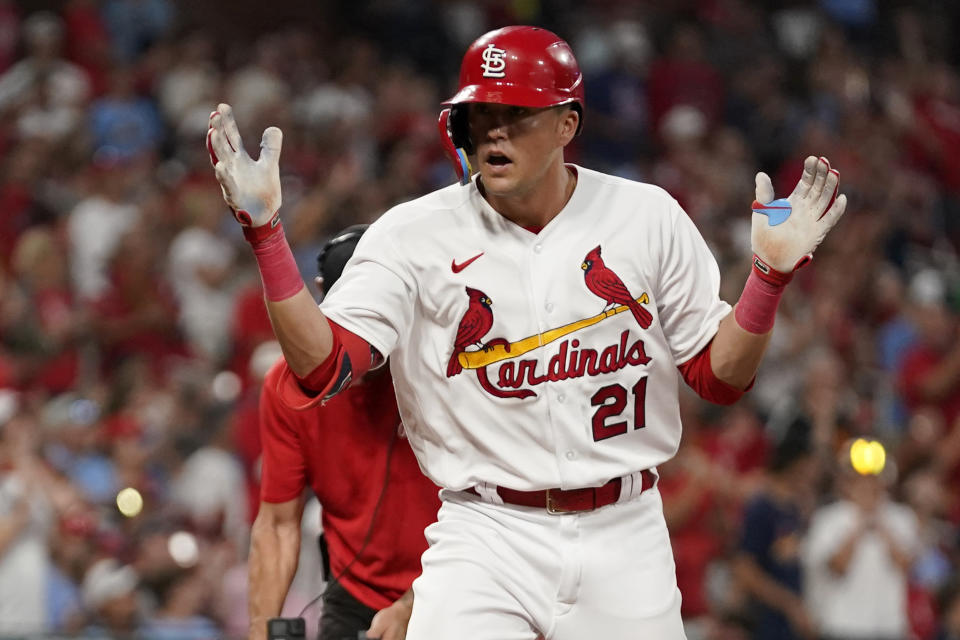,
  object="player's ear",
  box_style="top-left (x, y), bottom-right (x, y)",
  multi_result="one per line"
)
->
top-left (557, 107), bottom-right (579, 145)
